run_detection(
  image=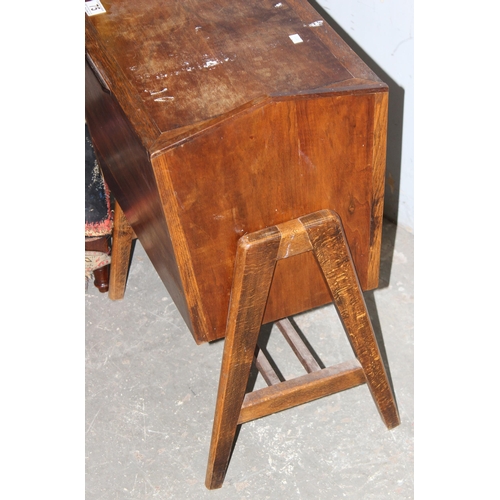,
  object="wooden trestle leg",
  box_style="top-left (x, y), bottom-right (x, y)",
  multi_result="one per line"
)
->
top-left (205, 209), bottom-right (400, 490)
top-left (108, 201), bottom-right (136, 301)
